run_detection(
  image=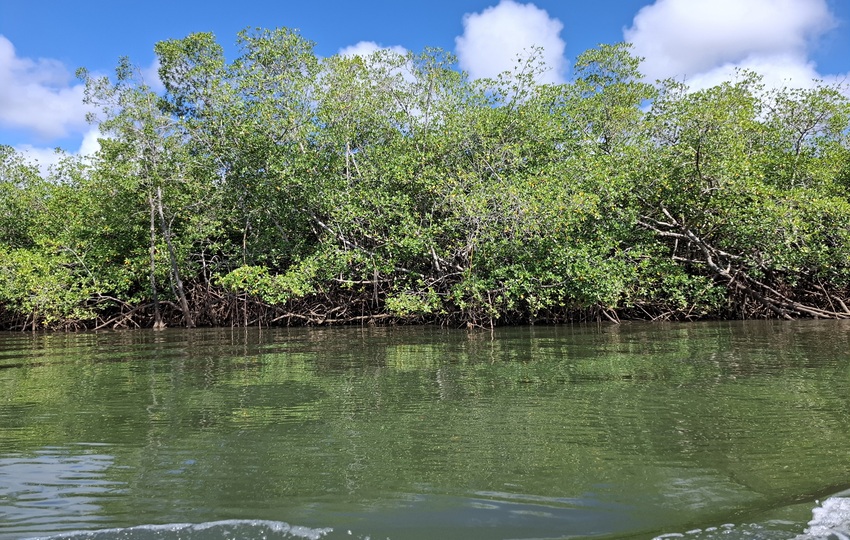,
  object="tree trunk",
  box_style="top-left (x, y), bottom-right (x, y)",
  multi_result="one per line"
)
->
top-left (156, 186), bottom-right (195, 327)
top-left (149, 195), bottom-right (165, 330)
